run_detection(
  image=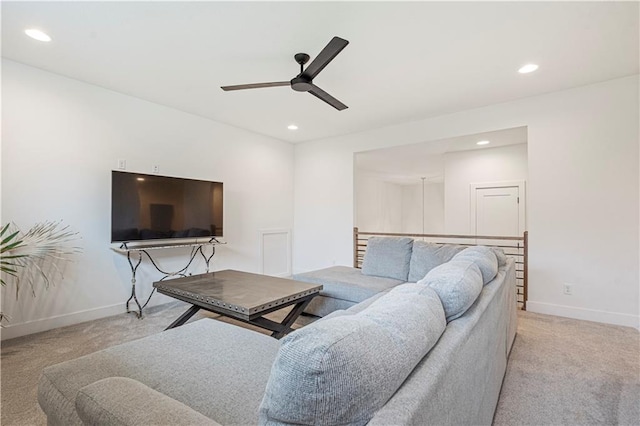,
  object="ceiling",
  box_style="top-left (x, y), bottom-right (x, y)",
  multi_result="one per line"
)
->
top-left (356, 126), bottom-right (527, 185)
top-left (2, 2), bottom-right (638, 144)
